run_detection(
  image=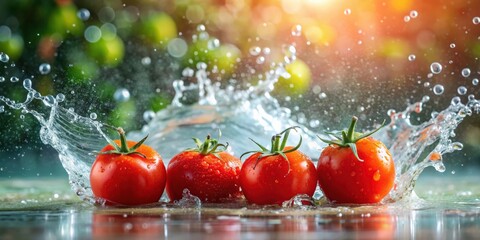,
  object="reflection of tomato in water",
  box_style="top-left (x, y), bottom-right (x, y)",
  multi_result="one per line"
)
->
top-left (92, 213), bottom-right (164, 238)
top-left (317, 117), bottom-right (395, 204)
top-left (90, 128), bottom-right (166, 206)
top-left (320, 213), bottom-right (395, 239)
